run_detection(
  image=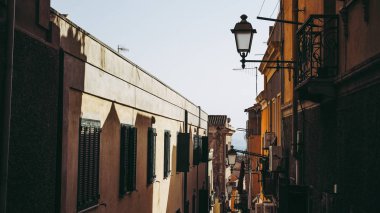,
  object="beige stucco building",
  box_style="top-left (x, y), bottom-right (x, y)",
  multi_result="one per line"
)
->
top-left (55, 10), bottom-right (210, 213)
